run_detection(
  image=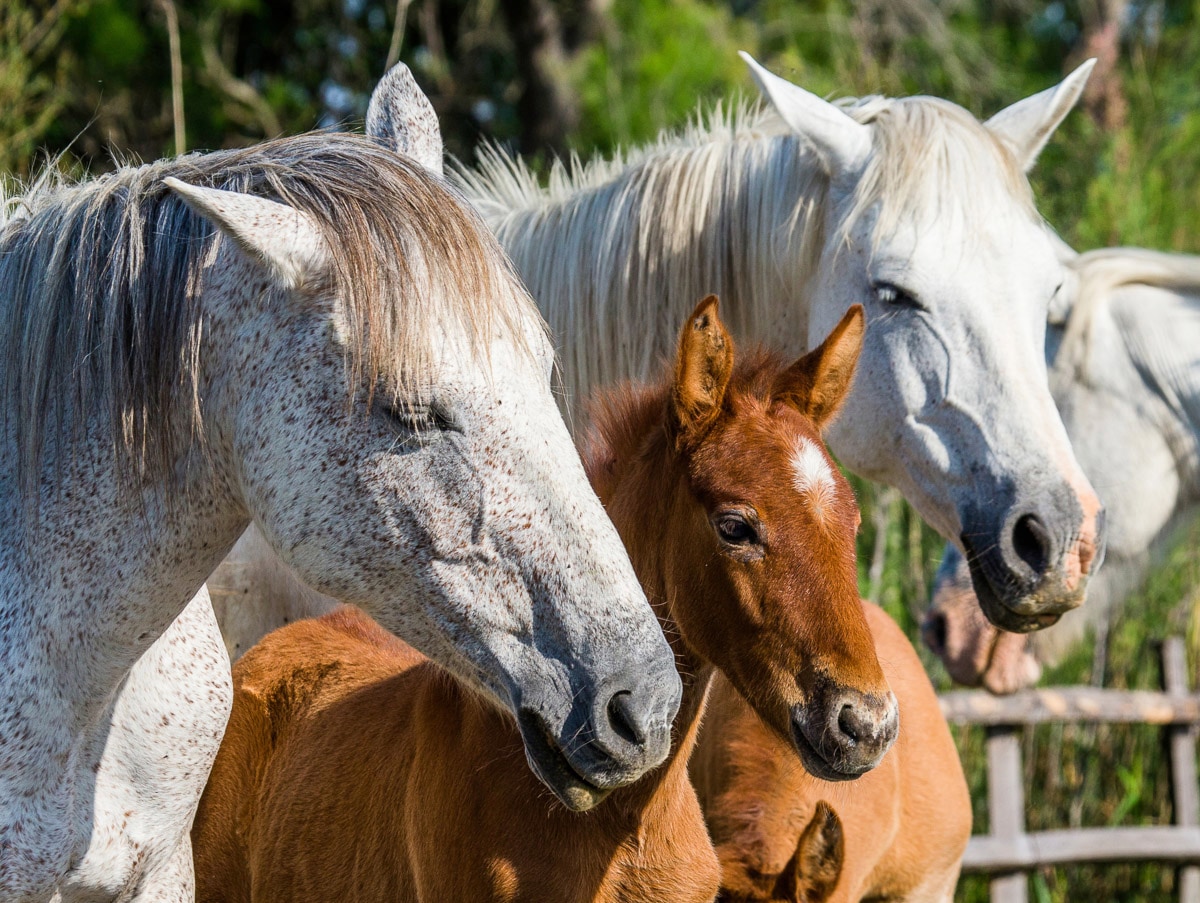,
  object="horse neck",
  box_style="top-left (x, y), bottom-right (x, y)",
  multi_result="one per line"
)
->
top-left (0, 288), bottom-right (251, 724)
top-left (487, 133), bottom-right (829, 404)
top-left (1105, 287), bottom-right (1200, 497)
top-left (594, 420), bottom-right (719, 812)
